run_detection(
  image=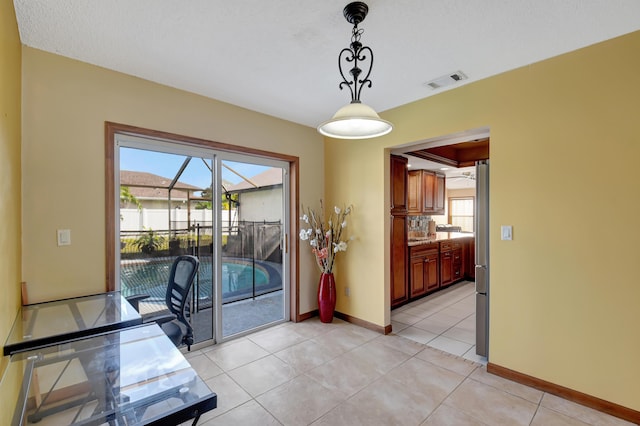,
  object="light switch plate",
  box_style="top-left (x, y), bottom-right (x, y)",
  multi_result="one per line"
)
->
top-left (57, 229), bottom-right (71, 246)
top-left (501, 225), bottom-right (512, 241)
